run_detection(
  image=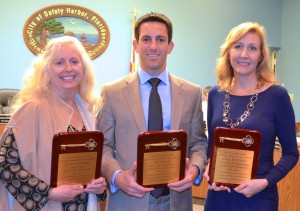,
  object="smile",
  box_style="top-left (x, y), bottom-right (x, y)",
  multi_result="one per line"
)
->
top-left (60, 75), bottom-right (76, 81)
top-left (237, 61), bottom-right (250, 65)
top-left (147, 54), bottom-right (160, 57)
